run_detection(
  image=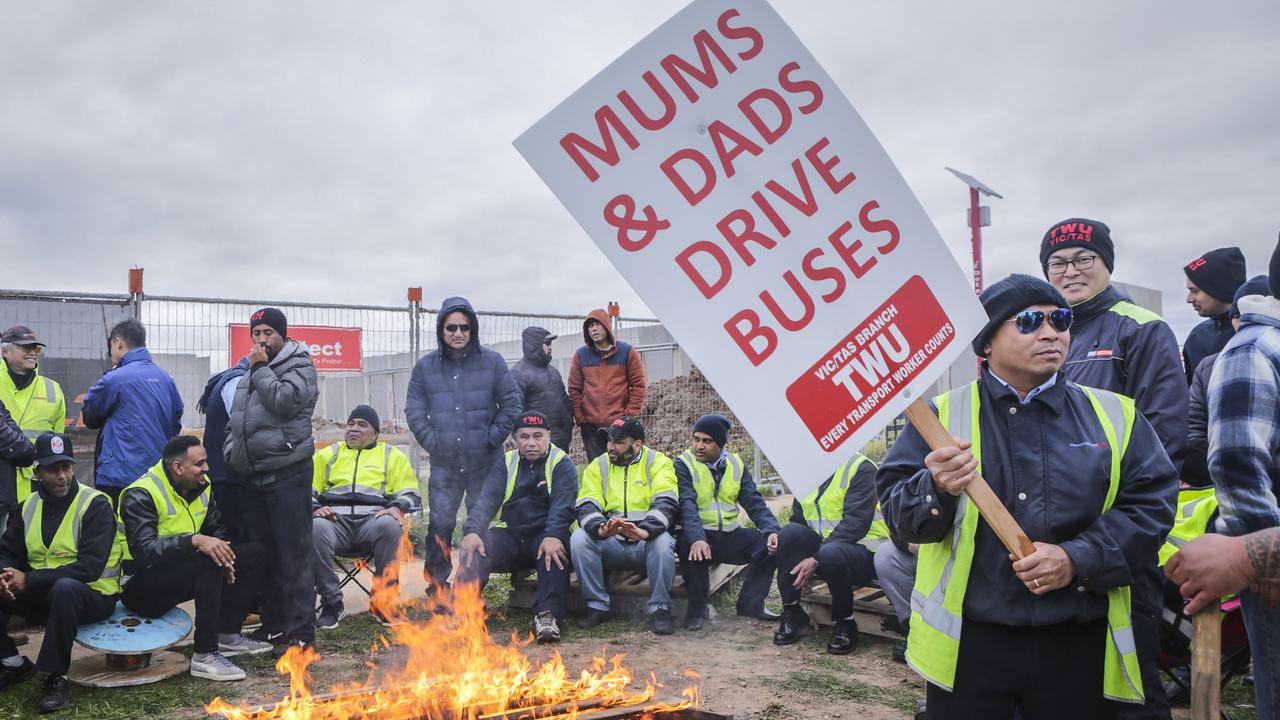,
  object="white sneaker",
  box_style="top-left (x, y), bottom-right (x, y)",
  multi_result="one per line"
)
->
top-left (190, 652), bottom-right (247, 681)
top-left (218, 634), bottom-right (273, 657)
top-left (534, 611), bottom-right (561, 643)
